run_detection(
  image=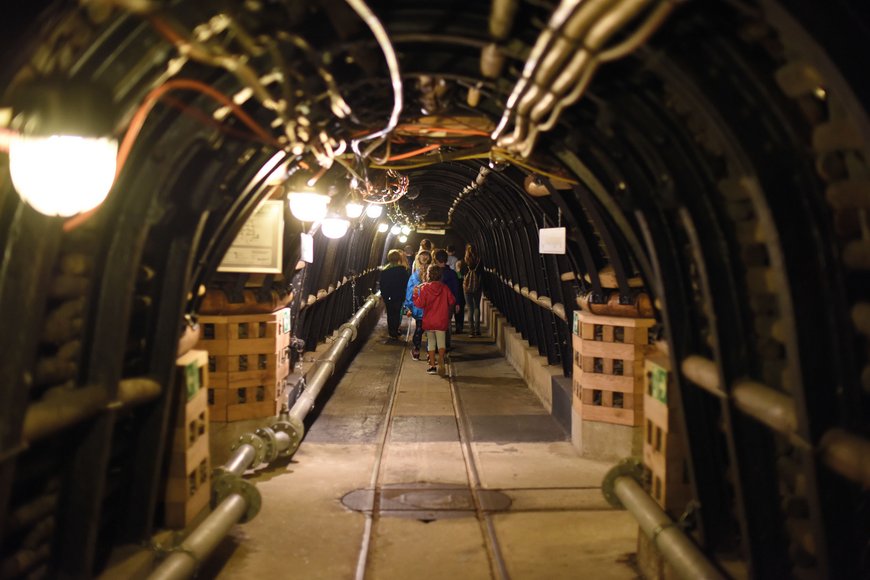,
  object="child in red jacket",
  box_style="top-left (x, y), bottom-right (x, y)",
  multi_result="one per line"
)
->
top-left (412, 264), bottom-right (456, 375)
